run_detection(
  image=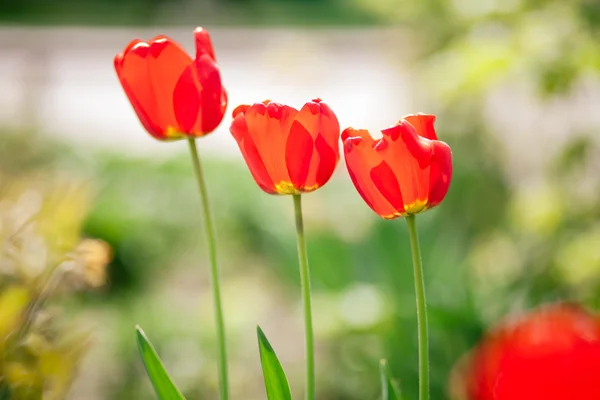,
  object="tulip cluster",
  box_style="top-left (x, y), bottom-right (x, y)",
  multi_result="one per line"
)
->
top-left (114, 26), bottom-right (600, 400)
top-left (114, 29), bottom-right (453, 216)
top-left (114, 27), bottom-right (452, 400)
